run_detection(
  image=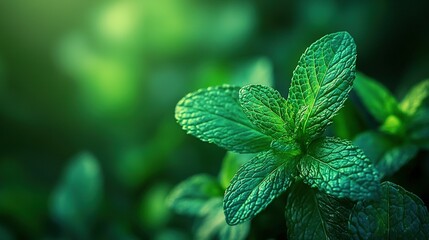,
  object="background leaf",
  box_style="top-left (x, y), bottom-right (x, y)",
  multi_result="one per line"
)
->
top-left (288, 31), bottom-right (357, 142)
top-left (400, 79), bottom-right (429, 116)
top-left (349, 181), bottom-right (429, 239)
top-left (167, 174), bottom-right (223, 216)
top-left (353, 73), bottom-right (399, 123)
top-left (195, 198), bottom-right (250, 240)
top-left (218, 152), bottom-right (254, 190)
top-left (408, 108), bottom-right (429, 149)
top-left (224, 150), bottom-right (297, 225)
top-left (299, 137), bottom-right (380, 200)
top-left (353, 131), bottom-right (418, 177)
top-left (231, 57), bottom-right (274, 87)
top-left (285, 182), bottom-right (353, 240)
top-left (175, 85), bottom-right (272, 153)
top-left (50, 152), bottom-right (103, 239)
